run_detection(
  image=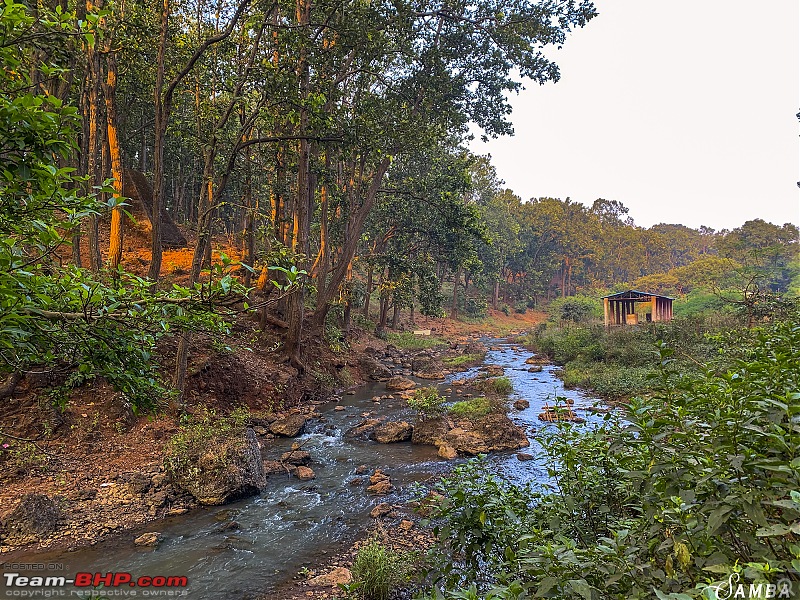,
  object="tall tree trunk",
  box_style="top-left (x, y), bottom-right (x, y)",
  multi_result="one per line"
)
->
top-left (85, 3), bottom-right (102, 271)
top-left (451, 268), bottom-right (460, 318)
top-left (363, 265), bottom-right (373, 318)
top-left (391, 301), bottom-right (400, 329)
top-left (284, 0), bottom-right (312, 371)
top-left (149, 0), bottom-right (169, 280)
top-left (104, 52), bottom-right (124, 272)
top-left (310, 157), bottom-right (391, 329)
